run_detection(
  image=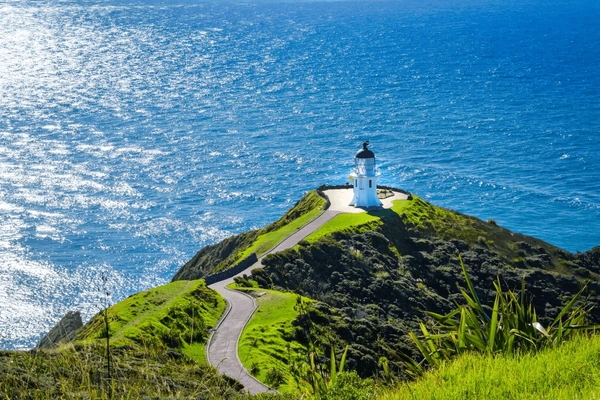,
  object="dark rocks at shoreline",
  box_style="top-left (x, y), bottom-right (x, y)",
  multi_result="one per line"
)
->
top-left (36, 311), bottom-right (83, 350)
